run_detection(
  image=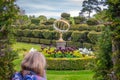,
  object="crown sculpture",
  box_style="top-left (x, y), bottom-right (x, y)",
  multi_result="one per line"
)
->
top-left (53, 19), bottom-right (70, 42)
top-left (53, 19), bottom-right (70, 49)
